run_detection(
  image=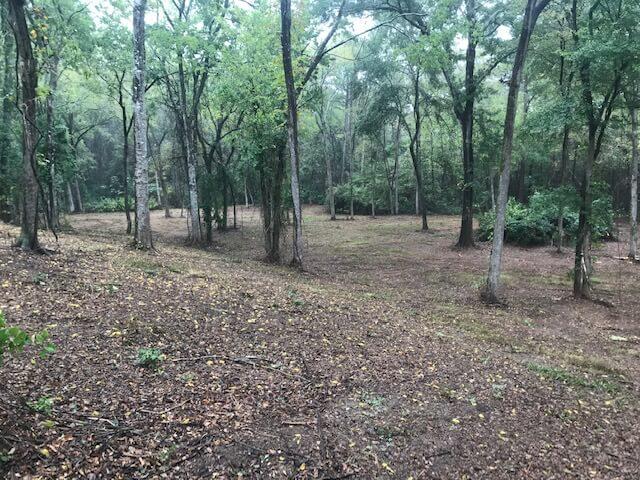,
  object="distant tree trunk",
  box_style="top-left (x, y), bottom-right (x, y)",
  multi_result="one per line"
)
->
top-left (0, 8), bottom-right (13, 222)
top-left (66, 182), bottom-right (76, 213)
top-left (177, 56), bottom-right (202, 243)
top-left (393, 119), bottom-right (400, 214)
top-left (73, 178), bottom-right (84, 213)
top-left (455, 4), bottom-right (477, 248)
top-left (406, 68), bottom-right (428, 230)
top-left (260, 146), bottom-right (286, 262)
top-left (370, 151), bottom-right (376, 218)
top-left (515, 79), bottom-right (530, 204)
top-left (341, 79), bottom-right (353, 183)
top-left (133, 0), bottom-right (152, 249)
top-left (116, 73), bottom-right (133, 234)
top-left (557, 126), bottom-right (570, 252)
top-left (325, 137), bottom-right (336, 220)
top-left (484, 0), bottom-right (550, 303)
top-left (45, 56), bottom-right (60, 231)
top-left (629, 105), bottom-right (638, 260)
top-left (280, 0), bottom-right (303, 268)
top-left (8, 0), bottom-right (40, 250)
